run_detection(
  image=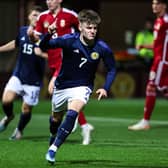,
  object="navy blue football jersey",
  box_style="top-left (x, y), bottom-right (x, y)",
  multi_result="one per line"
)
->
top-left (40, 33), bottom-right (116, 91)
top-left (13, 26), bottom-right (45, 86)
